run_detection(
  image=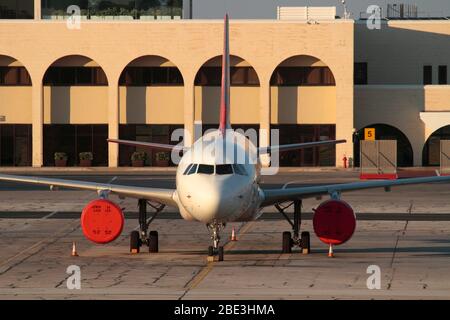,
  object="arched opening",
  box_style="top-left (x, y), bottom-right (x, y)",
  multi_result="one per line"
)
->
top-left (0, 55), bottom-right (32, 166)
top-left (354, 124), bottom-right (414, 167)
top-left (43, 55), bottom-right (109, 167)
top-left (422, 125), bottom-right (450, 166)
top-left (270, 55), bottom-right (336, 167)
top-left (118, 55), bottom-right (184, 166)
top-left (194, 55), bottom-right (261, 144)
